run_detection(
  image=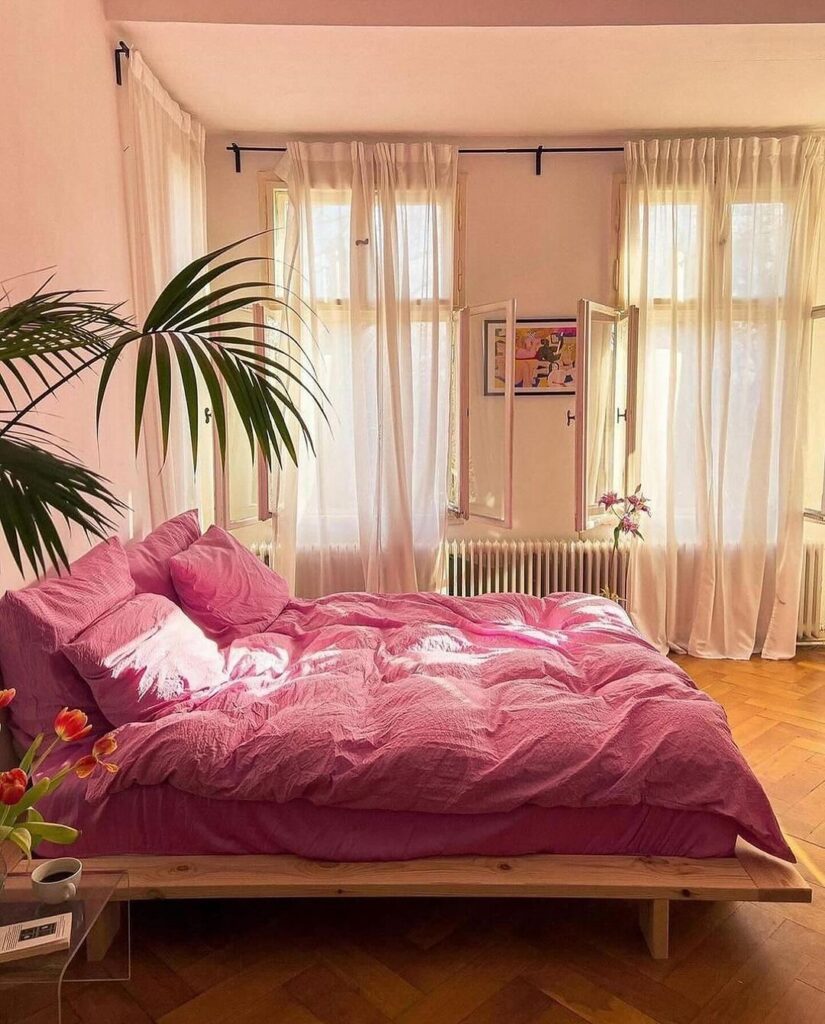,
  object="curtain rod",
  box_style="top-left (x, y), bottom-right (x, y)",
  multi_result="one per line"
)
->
top-left (225, 142), bottom-right (624, 175)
